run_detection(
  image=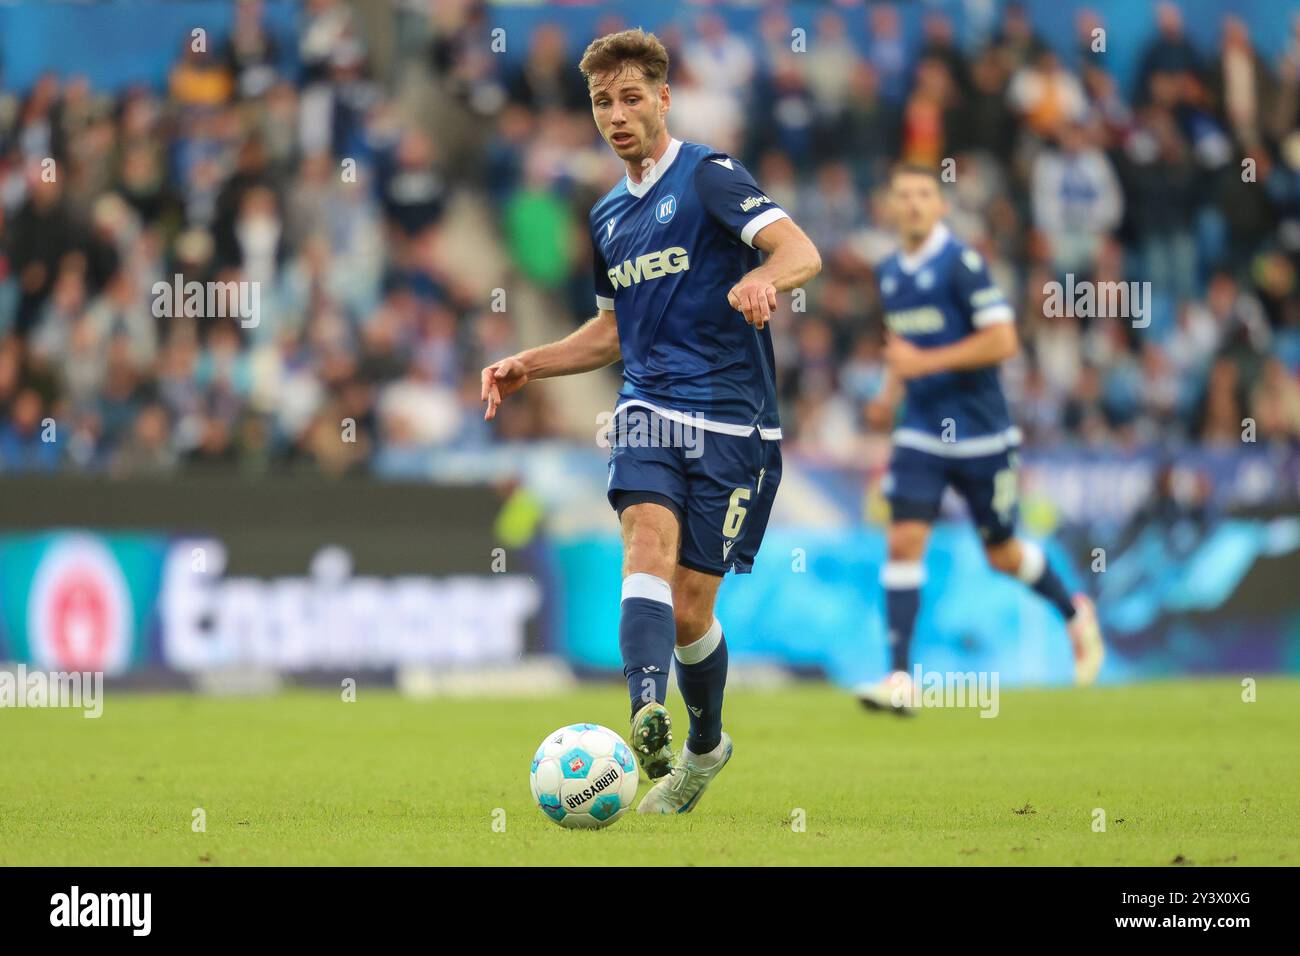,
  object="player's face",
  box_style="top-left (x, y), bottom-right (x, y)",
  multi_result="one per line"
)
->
top-left (889, 173), bottom-right (946, 244)
top-left (588, 66), bottom-right (669, 163)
